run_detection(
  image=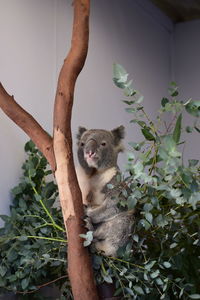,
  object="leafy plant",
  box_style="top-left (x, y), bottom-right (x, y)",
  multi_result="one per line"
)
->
top-left (0, 141), bottom-right (70, 299)
top-left (0, 64), bottom-right (200, 299)
top-left (98, 63), bottom-right (200, 299)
